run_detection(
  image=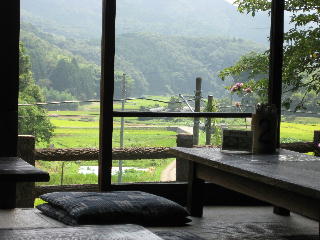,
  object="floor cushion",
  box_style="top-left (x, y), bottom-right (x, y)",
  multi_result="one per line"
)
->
top-left (37, 191), bottom-right (190, 226)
